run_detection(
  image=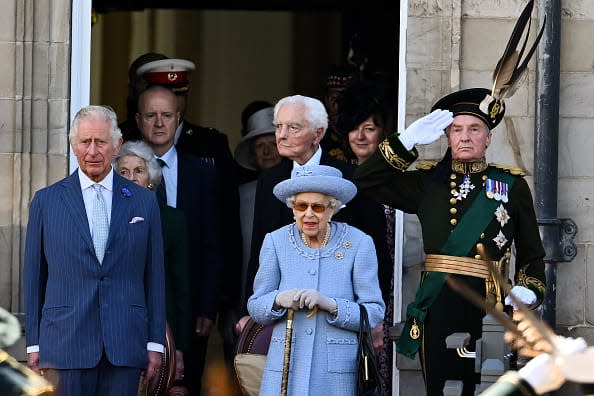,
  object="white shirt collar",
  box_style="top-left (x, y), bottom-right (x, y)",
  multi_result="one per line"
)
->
top-left (292, 146), bottom-right (323, 169)
top-left (78, 167), bottom-right (114, 191)
top-left (156, 144), bottom-right (177, 167)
